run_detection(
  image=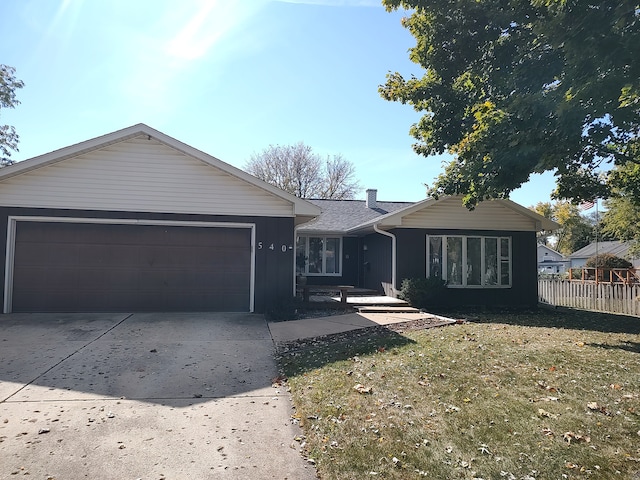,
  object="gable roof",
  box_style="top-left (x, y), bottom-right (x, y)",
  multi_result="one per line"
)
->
top-left (298, 199), bottom-right (413, 234)
top-left (299, 195), bottom-right (559, 234)
top-left (538, 243), bottom-right (565, 256)
top-left (0, 124), bottom-right (321, 220)
top-left (569, 240), bottom-right (638, 260)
